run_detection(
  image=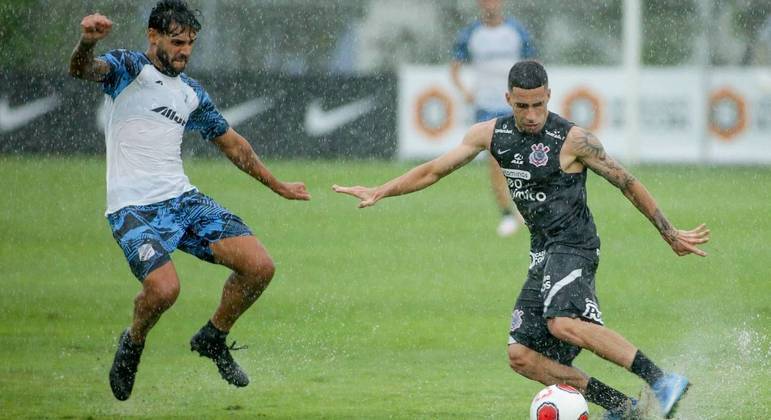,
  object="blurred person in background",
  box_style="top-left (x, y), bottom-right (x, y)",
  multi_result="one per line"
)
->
top-left (450, 0), bottom-right (536, 237)
top-left (68, 0), bottom-right (310, 401)
top-left (334, 60), bottom-right (709, 419)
